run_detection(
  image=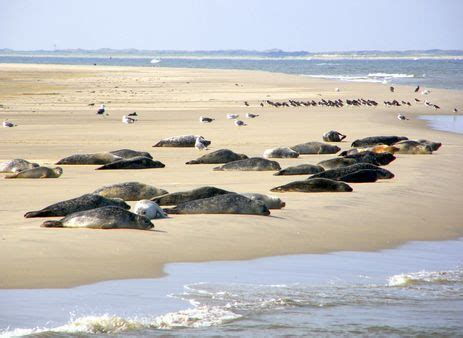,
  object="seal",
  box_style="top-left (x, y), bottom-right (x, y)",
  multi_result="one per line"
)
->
top-left (93, 182), bottom-right (168, 201)
top-left (393, 140), bottom-right (433, 154)
top-left (133, 200), bottom-right (167, 219)
top-left (213, 157), bottom-right (281, 171)
top-left (165, 194), bottom-right (270, 216)
top-left (309, 163), bottom-right (395, 180)
top-left (153, 135), bottom-right (211, 148)
top-left (322, 130), bottom-right (346, 142)
top-left (290, 142), bottom-right (340, 155)
top-left (339, 145), bottom-right (399, 156)
top-left (56, 152), bottom-right (122, 165)
top-left (270, 178), bottom-right (352, 193)
top-left (274, 164), bottom-right (325, 176)
top-left (337, 169), bottom-right (379, 183)
top-left (110, 149), bottom-right (153, 159)
top-left (241, 193), bottom-right (286, 209)
top-left (5, 166), bottom-right (63, 179)
top-left (317, 158), bottom-right (358, 170)
top-left (24, 194), bottom-right (130, 218)
top-left (95, 156), bottom-right (165, 170)
top-left (417, 139), bottom-right (442, 151)
top-left (186, 149), bottom-right (248, 164)
top-left (152, 186), bottom-right (231, 206)
top-left (263, 147), bottom-right (299, 159)
top-left (351, 136), bottom-right (408, 148)
top-left (344, 151), bottom-right (396, 166)
top-left (40, 206), bottom-right (154, 230)
top-left (0, 159), bottom-right (39, 173)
